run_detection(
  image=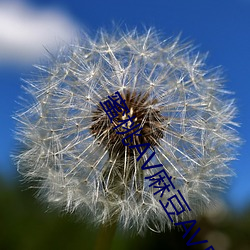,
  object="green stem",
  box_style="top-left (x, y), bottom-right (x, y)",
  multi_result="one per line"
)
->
top-left (94, 220), bottom-right (117, 250)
